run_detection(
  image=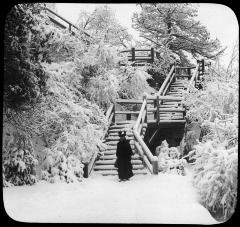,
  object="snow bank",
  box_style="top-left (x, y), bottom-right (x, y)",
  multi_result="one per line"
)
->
top-left (3, 172), bottom-right (218, 224)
